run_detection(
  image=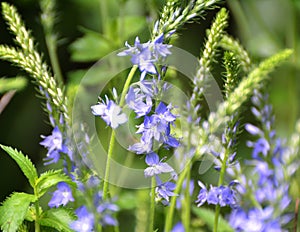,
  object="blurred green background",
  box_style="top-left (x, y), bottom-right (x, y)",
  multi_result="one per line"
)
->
top-left (0, 0), bottom-right (299, 210)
